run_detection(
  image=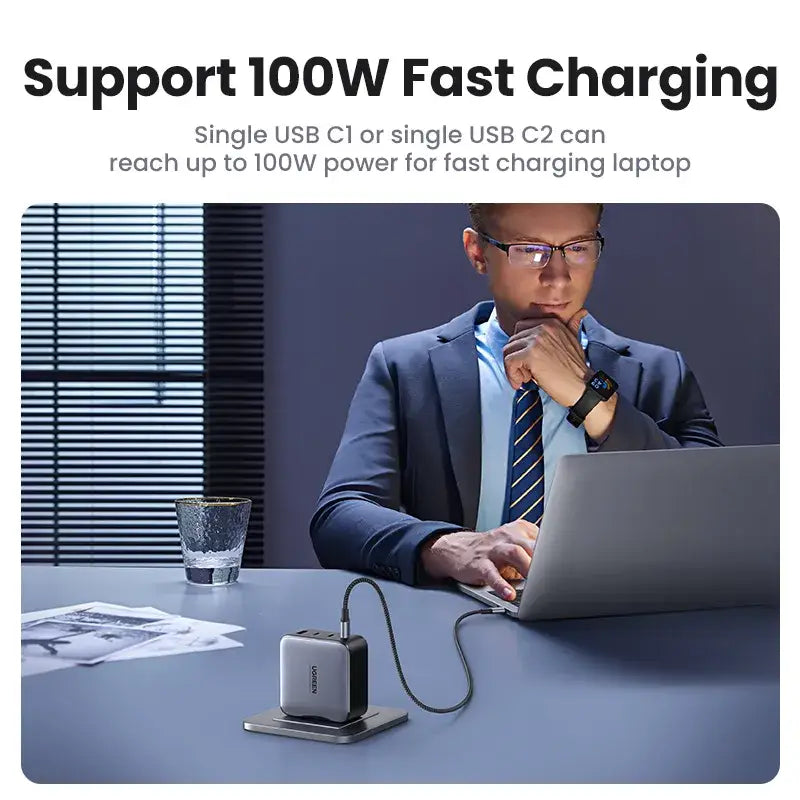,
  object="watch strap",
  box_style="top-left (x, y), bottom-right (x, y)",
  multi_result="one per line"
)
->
top-left (567, 370), bottom-right (618, 428)
top-left (567, 388), bottom-right (604, 427)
